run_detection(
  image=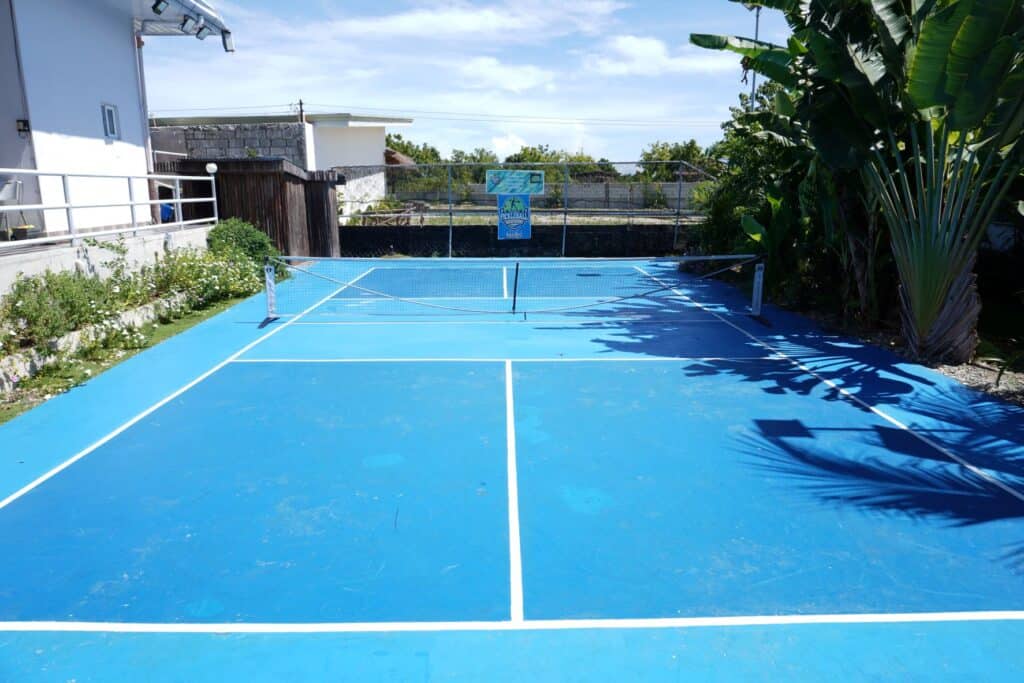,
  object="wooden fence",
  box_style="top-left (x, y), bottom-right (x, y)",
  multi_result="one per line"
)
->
top-left (156, 159), bottom-right (340, 257)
